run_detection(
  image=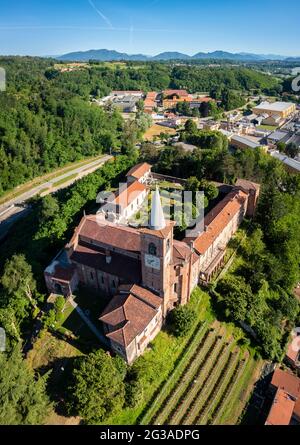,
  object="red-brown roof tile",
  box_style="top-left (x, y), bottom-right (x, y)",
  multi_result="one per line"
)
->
top-left (173, 240), bottom-right (192, 265)
top-left (185, 190), bottom-right (248, 255)
top-left (114, 180), bottom-right (147, 207)
top-left (163, 89), bottom-right (189, 98)
top-left (271, 369), bottom-right (300, 399)
top-left (126, 163), bottom-right (152, 179)
top-left (73, 215), bottom-right (142, 252)
top-left (100, 286), bottom-right (161, 347)
top-left (118, 284), bottom-right (161, 308)
top-left (265, 388), bottom-right (295, 425)
top-left (71, 241), bottom-right (142, 283)
top-left (45, 263), bottom-right (76, 283)
top-left (236, 178), bottom-right (261, 192)
top-left (140, 220), bottom-right (175, 239)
